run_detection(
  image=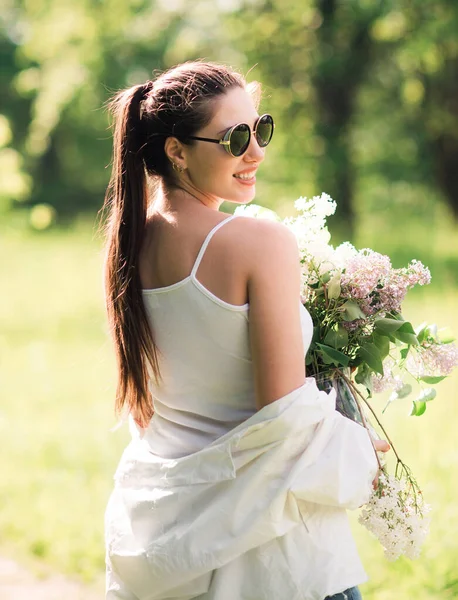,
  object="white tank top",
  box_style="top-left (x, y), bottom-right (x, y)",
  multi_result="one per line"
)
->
top-left (140, 214), bottom-right (313, 458)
